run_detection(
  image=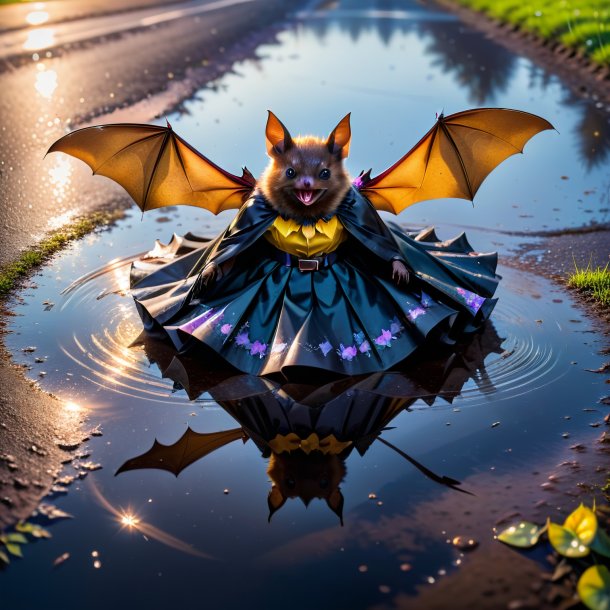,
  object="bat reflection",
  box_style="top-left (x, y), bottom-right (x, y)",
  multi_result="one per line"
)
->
top-left (117, 322), bottom-right (504, 524)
